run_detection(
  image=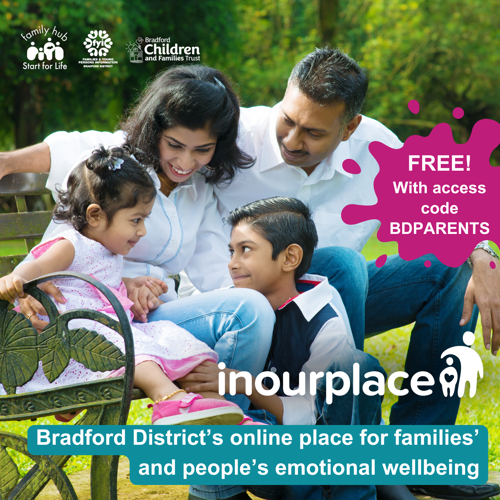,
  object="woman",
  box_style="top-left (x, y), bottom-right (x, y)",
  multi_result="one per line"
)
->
top-left (3, 65), bottom-right (274, 410)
